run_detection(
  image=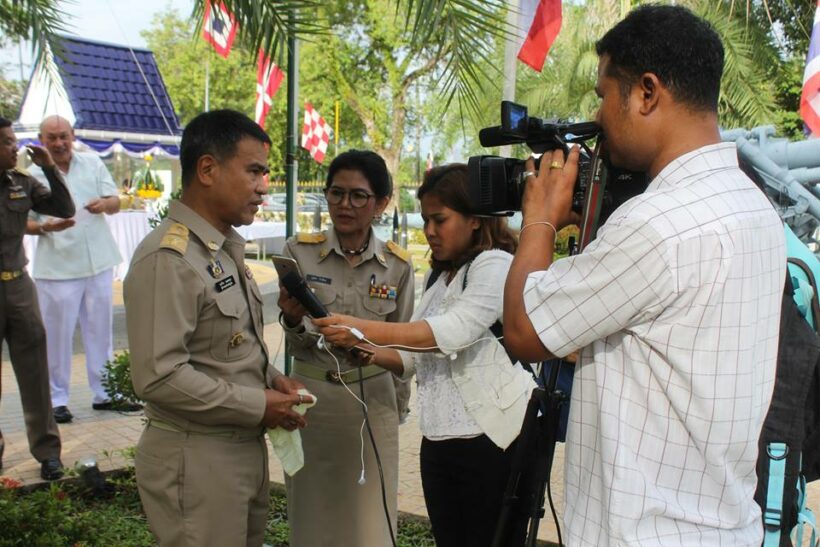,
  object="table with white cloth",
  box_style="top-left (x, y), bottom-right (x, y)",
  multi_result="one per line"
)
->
top-left (23, 210), bottom-right (154, 281)
top-left (234, 221), bottom-right (287, 259)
